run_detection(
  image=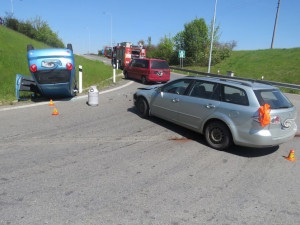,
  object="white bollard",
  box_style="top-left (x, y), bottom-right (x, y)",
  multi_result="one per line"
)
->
top-left (113, 64), bottom-right (116, 83)
top-left (79, 65), bottom-right (83, 93)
